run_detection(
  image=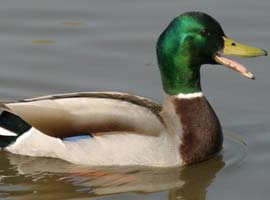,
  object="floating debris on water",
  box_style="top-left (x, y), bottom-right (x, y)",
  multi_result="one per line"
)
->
top-left (32, 40), bottom-right (56, 44)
